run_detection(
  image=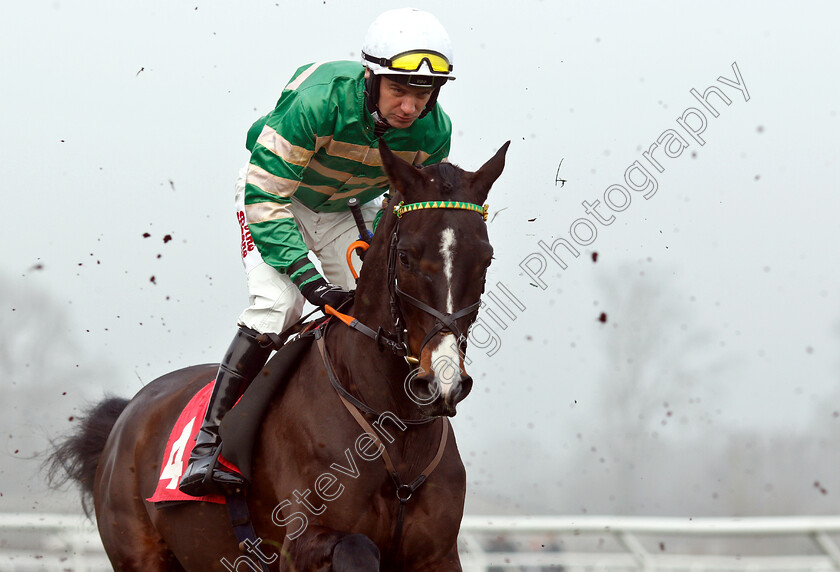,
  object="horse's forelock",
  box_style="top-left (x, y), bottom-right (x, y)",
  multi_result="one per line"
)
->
top-left (425, 162), bottom-right (464, 197)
